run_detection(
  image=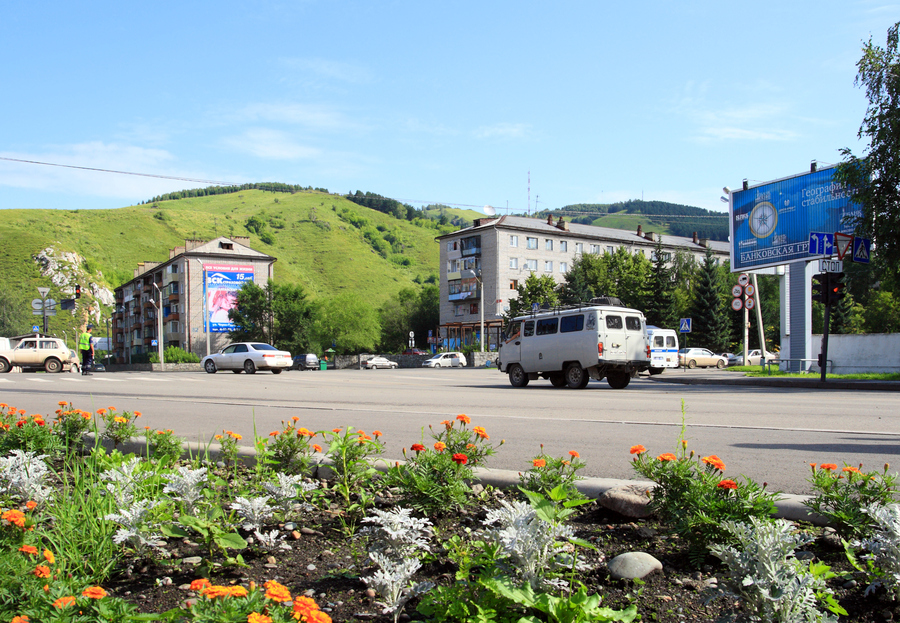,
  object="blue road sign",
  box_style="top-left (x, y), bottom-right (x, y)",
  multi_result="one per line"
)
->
top-left (852, 237), bottom-right (871, 264)
top-left (808, 232), bottom-right (834, 256)
top-left (679, 318), bottom-right (692, 333)
top-left (32, 325), bottom-right (39, 332)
